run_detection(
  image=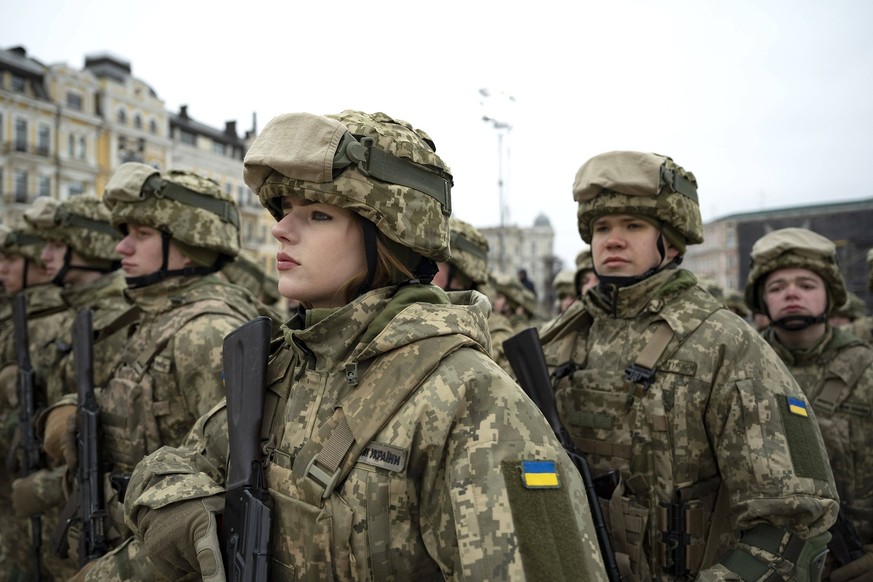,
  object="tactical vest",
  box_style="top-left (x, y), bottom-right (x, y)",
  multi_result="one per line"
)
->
top-left (541, 295), bottom-right (729, 581)
top-left (259, 333), bottom-right (476, 580)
